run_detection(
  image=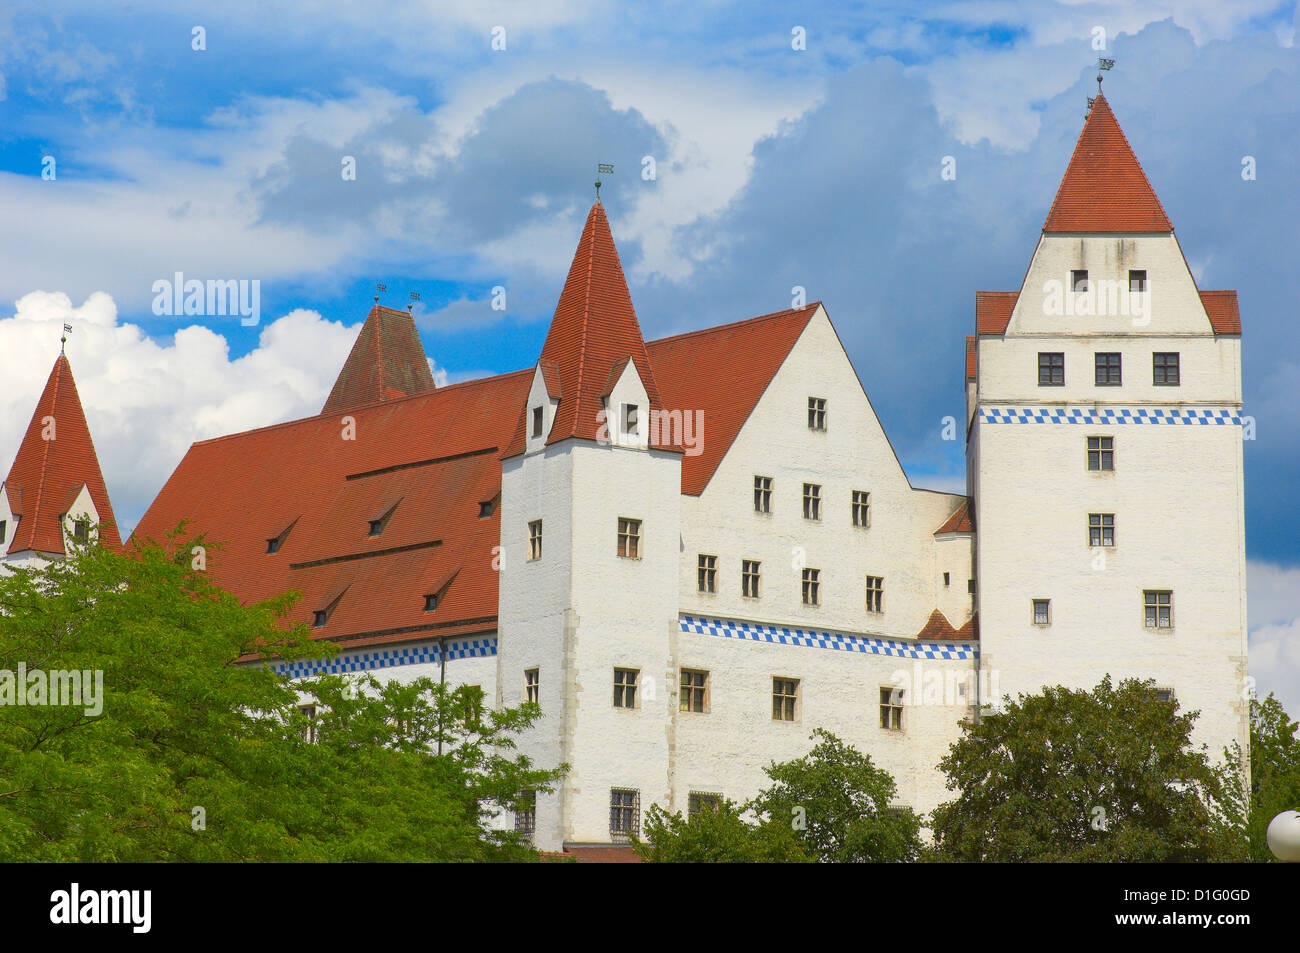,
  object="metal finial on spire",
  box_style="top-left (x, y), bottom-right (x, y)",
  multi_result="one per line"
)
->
top-left (1097, 57), bottom-right (1114, 94)
top-left (375, 281), bottom-right (387, 304)
top-left (408, 291), bottom-right (420, 314)
top-left (595, 162), bottom-right (613, 203)
top-left (60, 323), bottom-right (72, 354)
